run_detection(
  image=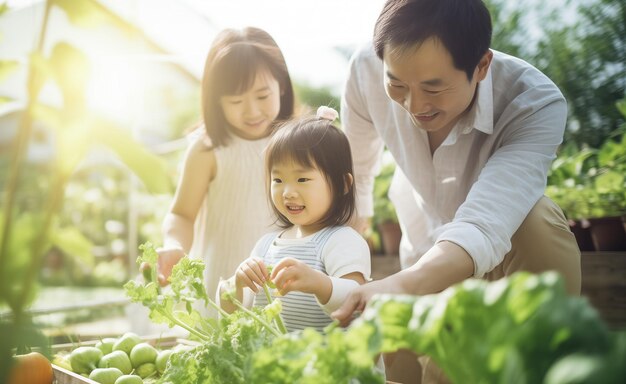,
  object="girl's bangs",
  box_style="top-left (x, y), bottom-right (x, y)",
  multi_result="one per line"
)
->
top-left (213, 44), bottom-right (268, 96)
